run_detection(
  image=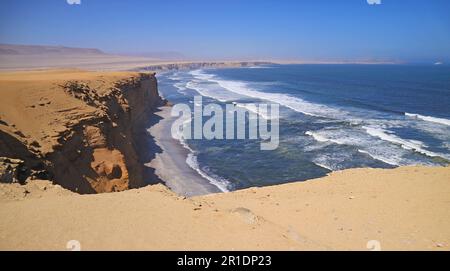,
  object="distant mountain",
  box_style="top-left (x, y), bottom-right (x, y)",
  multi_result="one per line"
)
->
top-left (120, 51), bottom-right (187, 60)
top-left (0, 44), bottom-right (106, 56)
top-left (0, 44), bottom-right (188, 61)
top-left (0, 44), bottom-right (192, 71)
